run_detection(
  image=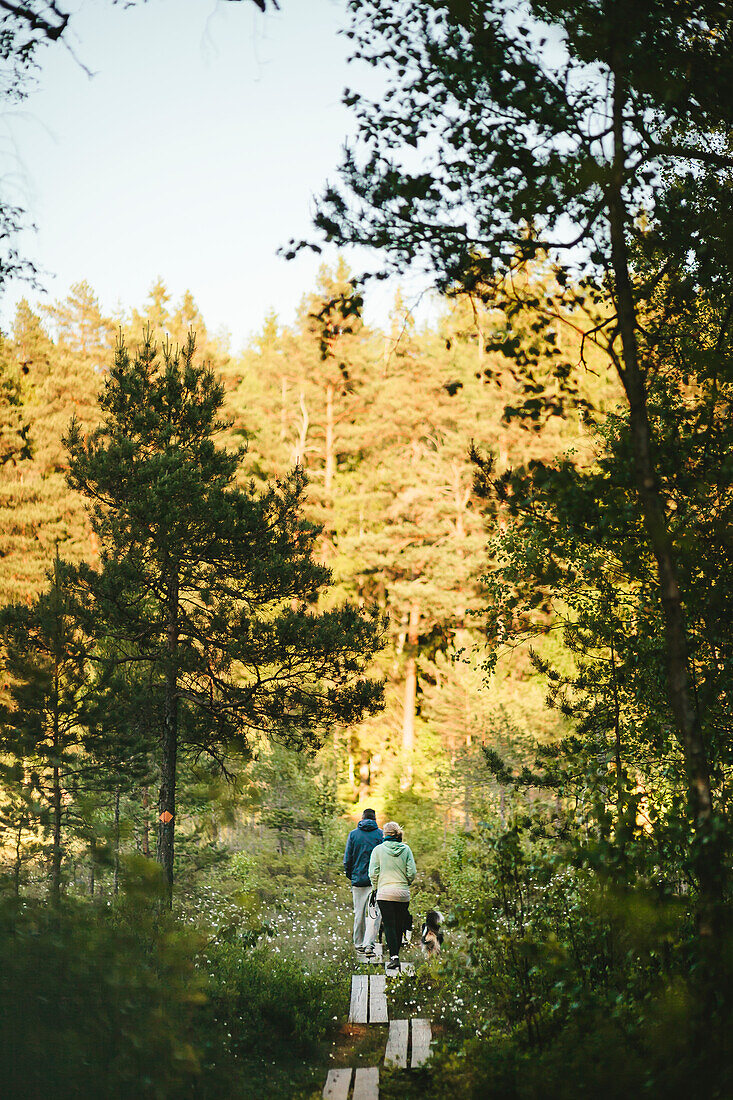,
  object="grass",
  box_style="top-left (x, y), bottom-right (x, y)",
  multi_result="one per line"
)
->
top-left (173, 828), bottom-right (460, 1098)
